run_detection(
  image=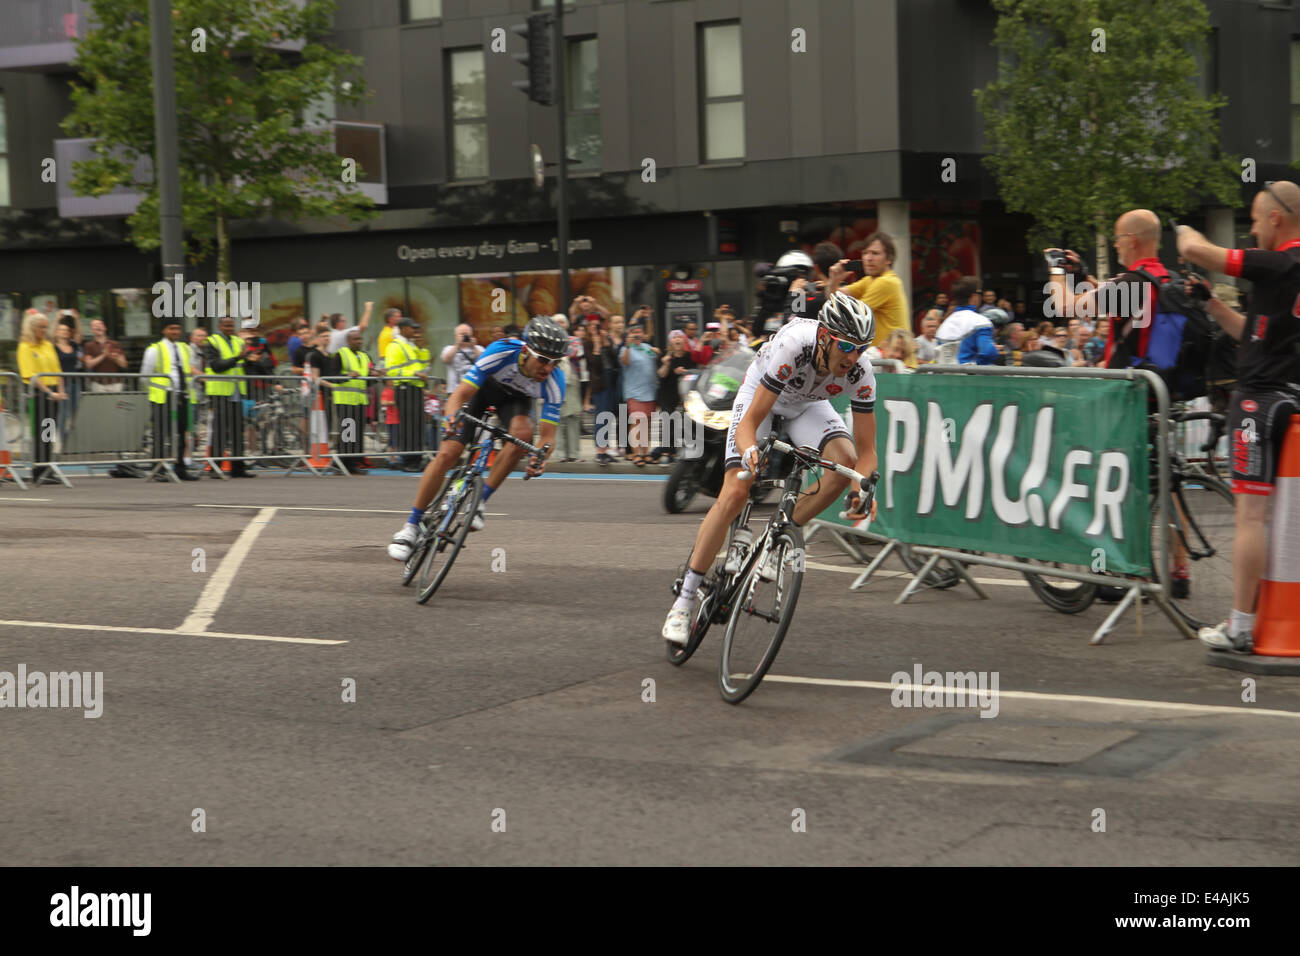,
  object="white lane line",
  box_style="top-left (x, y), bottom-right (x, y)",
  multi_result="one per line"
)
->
top-left (177, 507), bottom-right (277, 633)
top-left (193, 504), bottom-right (509, 515)
top-left (0, 498), bottom-right (51, 502)
top-left (761, 674), bottom-right (1300, 720)
top-left (0, 619), bottom-right (343, 645)
top-left (804, 560), bottom-right (1029, 587)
